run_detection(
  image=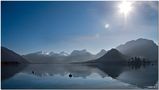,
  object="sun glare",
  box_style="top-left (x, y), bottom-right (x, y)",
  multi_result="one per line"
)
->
top-left (105, 24), bottom-right (110, 29)
top-left (118, 1), bottom-right (133, 18)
